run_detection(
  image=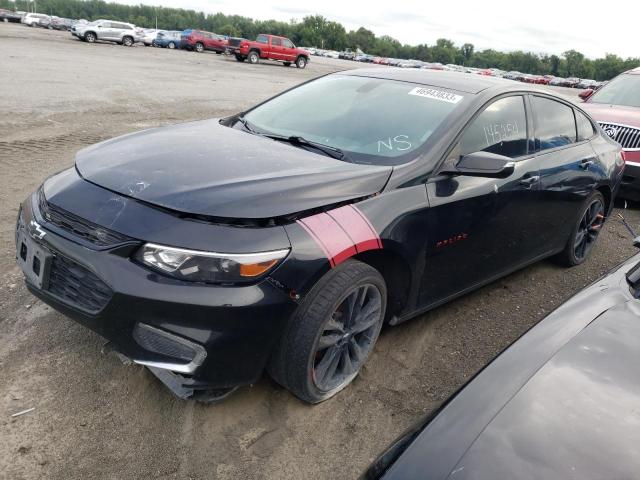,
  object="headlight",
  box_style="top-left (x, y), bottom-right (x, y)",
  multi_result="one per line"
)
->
top-left (135, 243), bottom-right (290, 284)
